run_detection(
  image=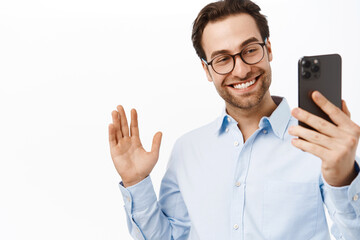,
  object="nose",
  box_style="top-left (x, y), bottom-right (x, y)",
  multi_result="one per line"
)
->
top-left (231, 55), bottom-right (251, 79)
